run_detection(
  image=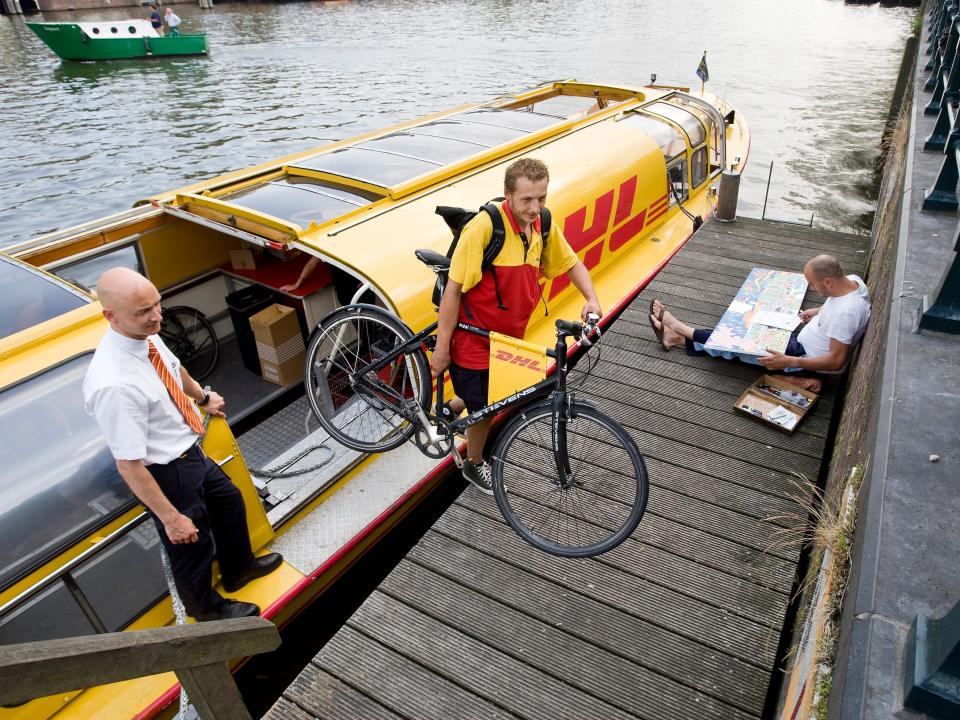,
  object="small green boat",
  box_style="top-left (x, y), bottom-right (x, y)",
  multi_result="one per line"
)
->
top-left (27, 20), bottom-right (207, 61)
